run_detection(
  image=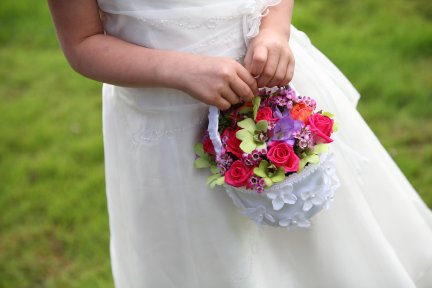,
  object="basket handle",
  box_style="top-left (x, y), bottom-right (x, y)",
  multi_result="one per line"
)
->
top-left (207, 84), bottom-right (299, 158)
top-left (208, 105), bottom-right (223, 157)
